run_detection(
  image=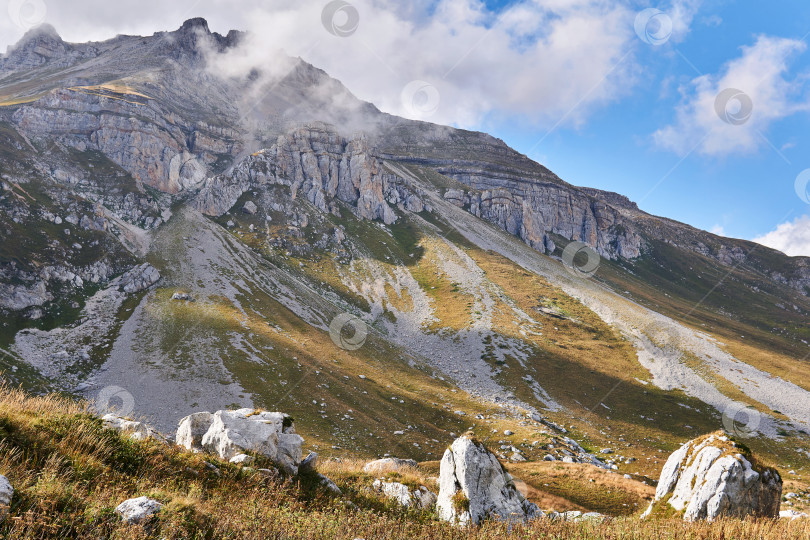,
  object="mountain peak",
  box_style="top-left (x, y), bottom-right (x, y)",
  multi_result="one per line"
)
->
top-left (13, 23), bottom-right (63, 49)
top-left (2, 23), bottom-right (67, 69)
top-left (178, 17), bottom-right (210, 34)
